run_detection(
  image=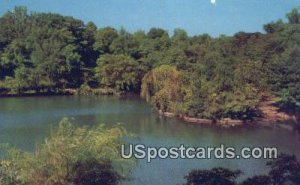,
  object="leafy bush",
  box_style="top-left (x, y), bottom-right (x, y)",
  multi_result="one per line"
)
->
top-left (77, 83), bottom-right (93, 95)
top-left (72, 160), bottom-right (123, 185)
top-left (0, 118), bottom-right (134, 185)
